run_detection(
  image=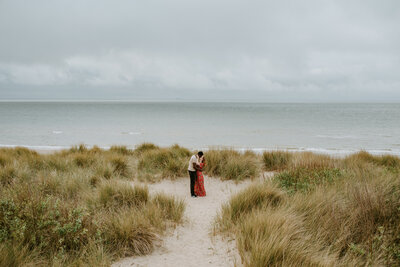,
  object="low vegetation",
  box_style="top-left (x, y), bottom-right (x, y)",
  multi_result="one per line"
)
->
top-left (216, 151), bottom-right (400, 266)
top-left (3, 144), bottom-right (399, 266)
top-left (137, 144), bottom-right (191, 181)
top-left (0, 146), bottom-right (185, 266)
top-left (205, 149), bottom-right (259, 181)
